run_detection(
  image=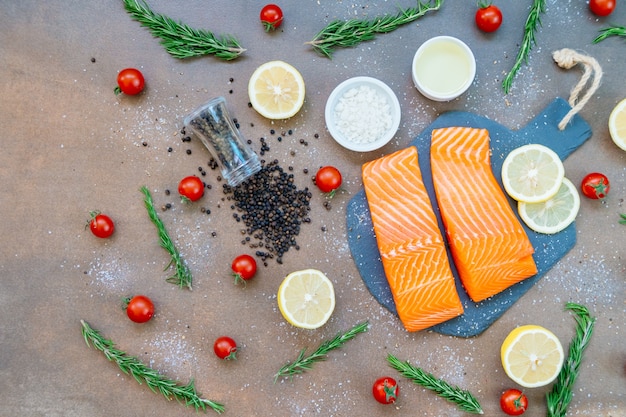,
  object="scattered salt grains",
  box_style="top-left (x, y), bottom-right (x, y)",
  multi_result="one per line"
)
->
top-left (86, 255), bottom-right (132, 292)
top-left (145, 332), bottom-right (196, 376)
top-left (334, 85), bottom-right (392, 143)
